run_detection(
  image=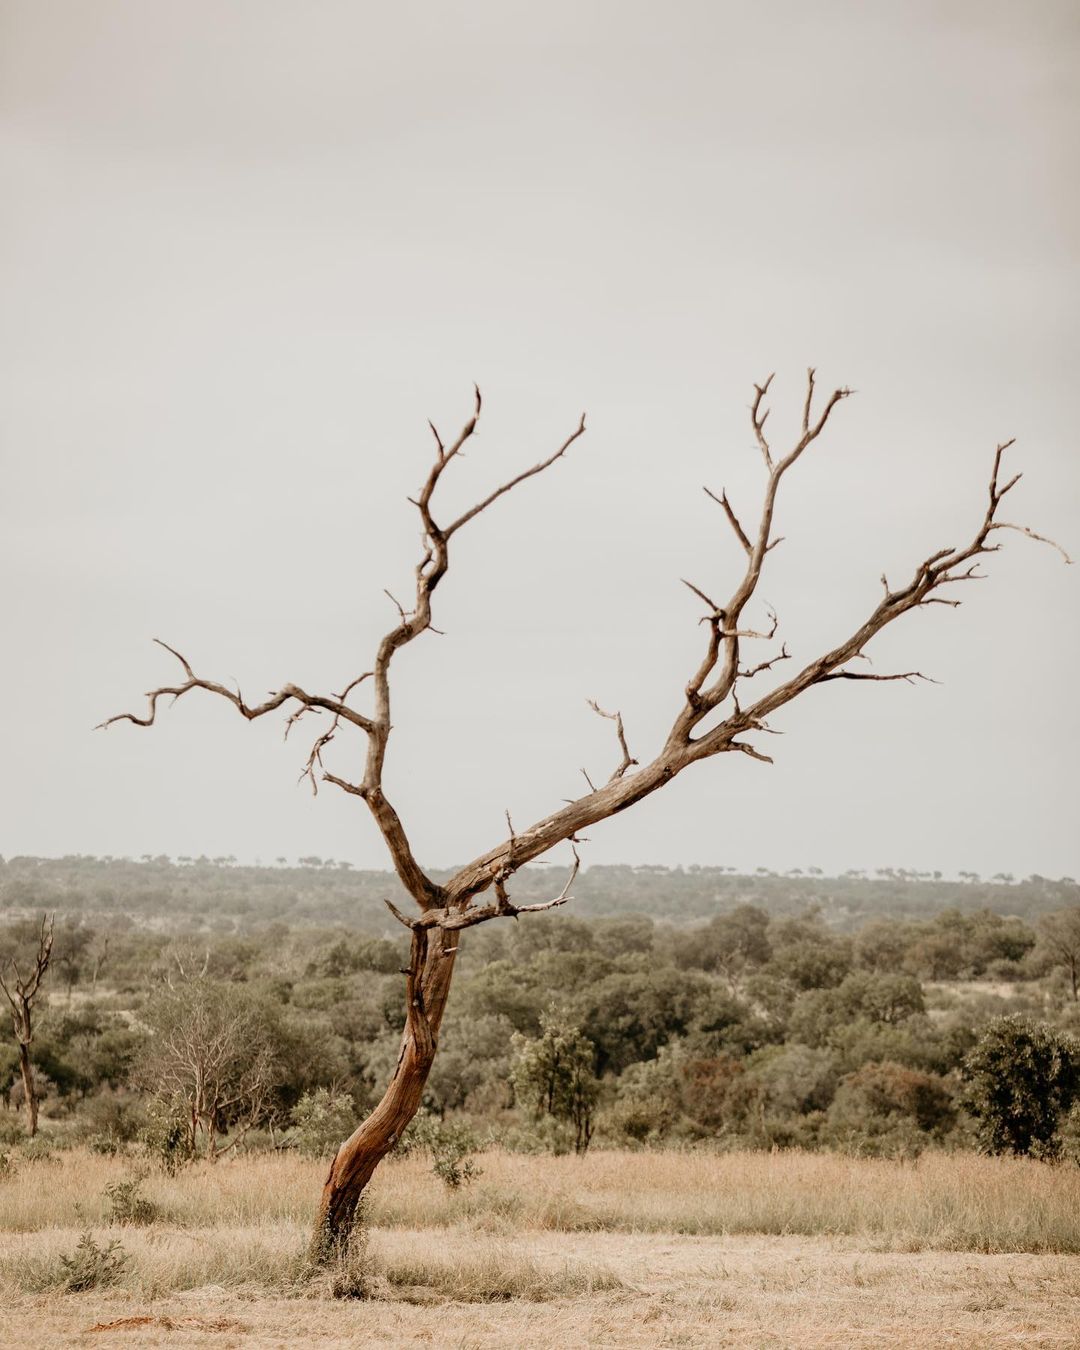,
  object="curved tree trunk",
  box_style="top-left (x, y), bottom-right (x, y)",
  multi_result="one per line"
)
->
top-left (310, 924), bottom-right (458, 1260)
